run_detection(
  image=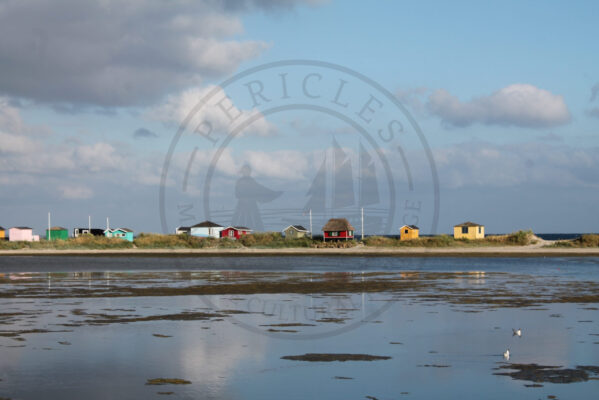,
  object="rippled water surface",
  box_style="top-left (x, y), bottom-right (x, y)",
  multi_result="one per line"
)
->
top-left (1, 256), bottom-right (598, 399)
